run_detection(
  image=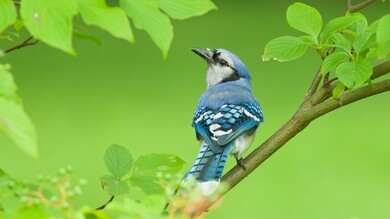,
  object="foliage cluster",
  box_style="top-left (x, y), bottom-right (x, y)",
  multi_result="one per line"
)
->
top-left (263, 2), bottom-right (390, 99)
